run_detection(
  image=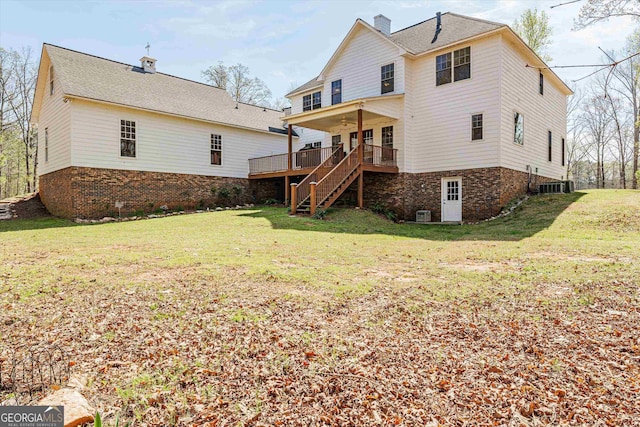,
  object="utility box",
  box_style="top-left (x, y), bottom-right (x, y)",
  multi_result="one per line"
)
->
top-left (416, 210), bottom-right (431, 224)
